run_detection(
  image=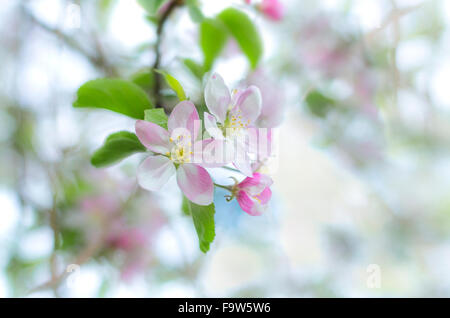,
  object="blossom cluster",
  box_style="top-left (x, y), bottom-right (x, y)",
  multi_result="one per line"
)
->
top-left (135, 73), bottom-right (280, 215)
